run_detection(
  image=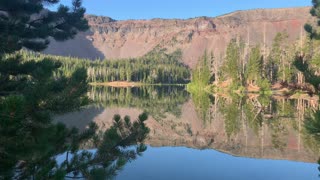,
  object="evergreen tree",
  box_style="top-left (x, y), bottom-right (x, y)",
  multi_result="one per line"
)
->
top-left (294, 57), bottom-right (320, 91)
top-left (245, 46), bottom-right (262, 85)
top-left (294, 1), bottom-right (320, 91)
top-left (305, 0), bottom-right (320, 39)
top-left (0, 0), bottom-right (89, 54)
top-left (191, 50), bottom-right (211, 87)
top-left (221, 39), bottom-right (242, 86)
top-left (0, 1), bottom-right (150, 179)
top-left (1, 106), bottom-right (149, 179)
top-left (267, 32), bottom-right (289, 82)
top-left (187, 51), bottom-right (212, 122)
top-left (301, 1), bottom-right (320, 173)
